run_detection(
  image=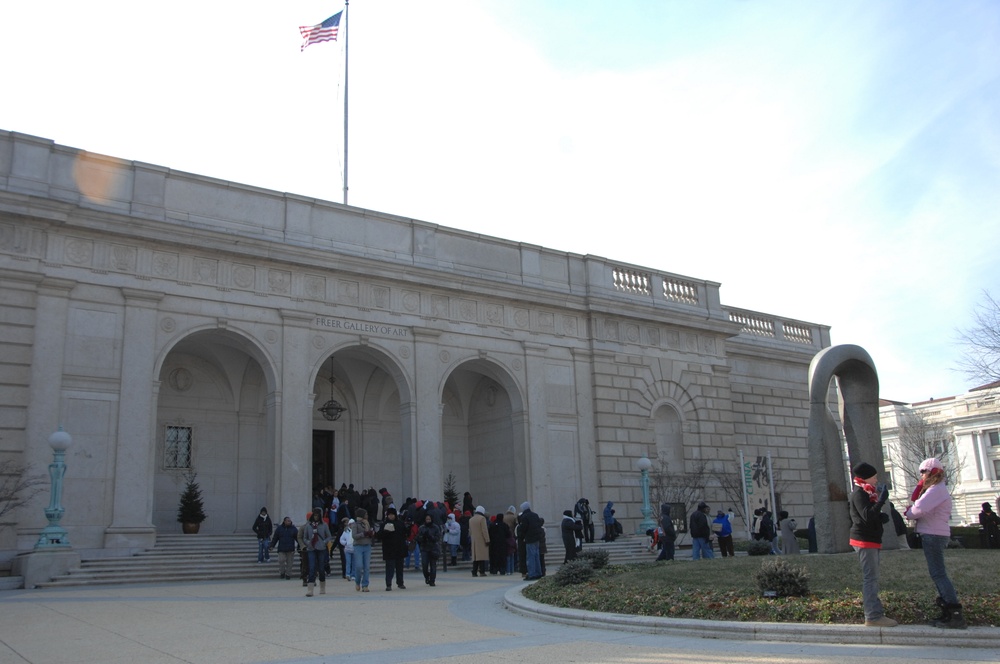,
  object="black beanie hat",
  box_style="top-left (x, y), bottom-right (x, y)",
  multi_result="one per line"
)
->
top-left (852, 462), bottom-right (877, 479)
